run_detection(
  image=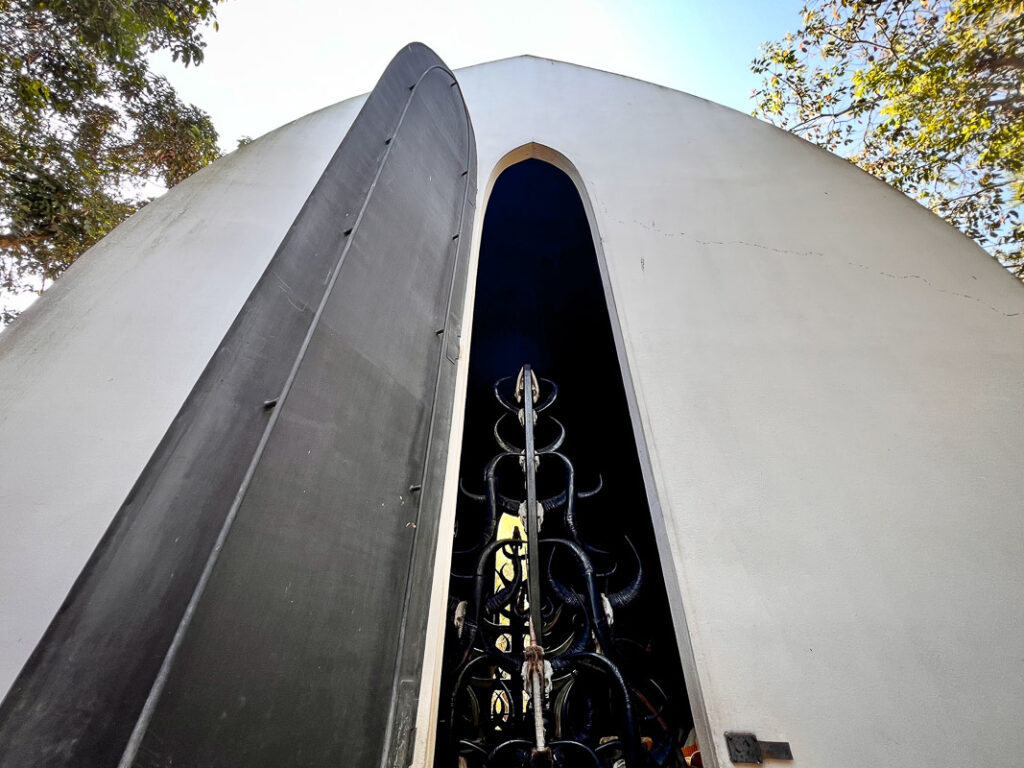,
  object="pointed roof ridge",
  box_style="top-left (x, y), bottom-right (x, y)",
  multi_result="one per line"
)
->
top-left (452, 54), bottom-right (733, 112)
